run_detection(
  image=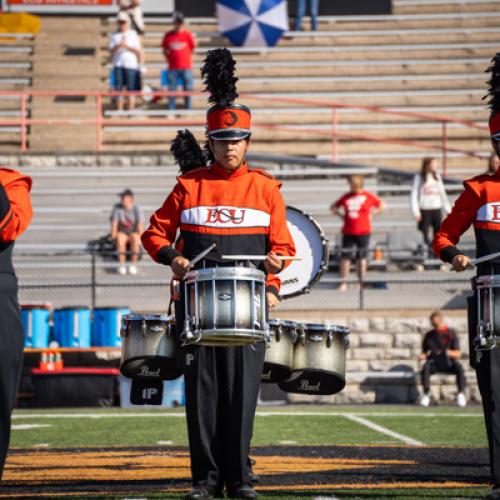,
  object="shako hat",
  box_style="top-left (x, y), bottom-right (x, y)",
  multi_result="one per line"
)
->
top-left (485, 53), bottom-right (500, 140)
top-left (201, 48), bottom-right (251, 141)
